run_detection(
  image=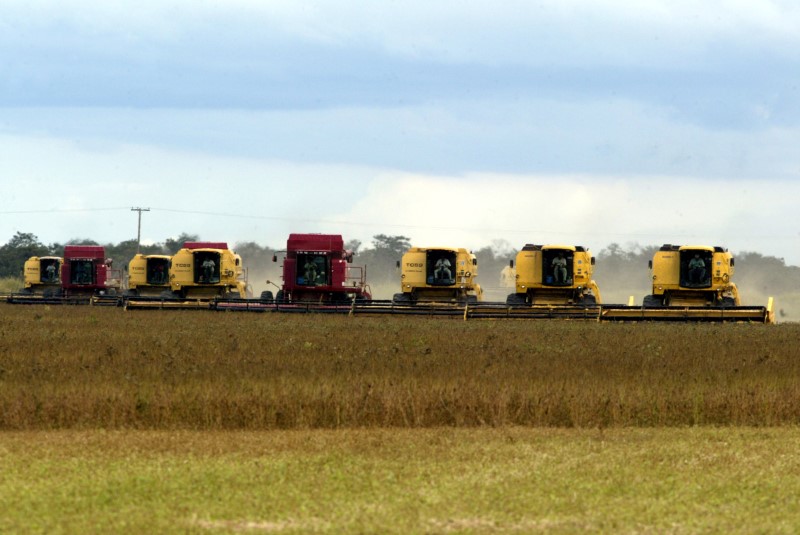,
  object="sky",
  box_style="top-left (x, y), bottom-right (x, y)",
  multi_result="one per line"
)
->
top-left (1, 0), bottom-right (799, 264)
